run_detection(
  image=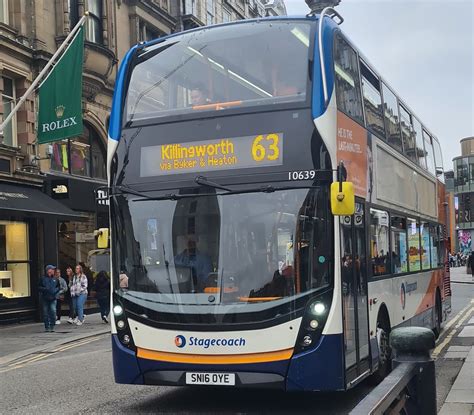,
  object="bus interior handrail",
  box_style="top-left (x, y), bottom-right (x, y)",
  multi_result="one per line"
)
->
top-left (318, 7), bottom-right (344, 107)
